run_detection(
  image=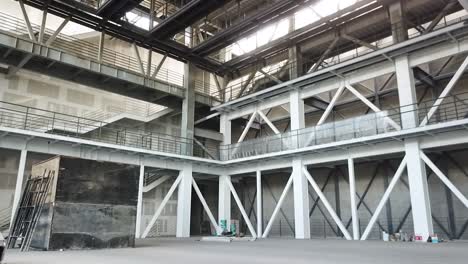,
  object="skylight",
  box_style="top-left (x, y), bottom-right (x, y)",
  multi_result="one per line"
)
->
top-left (229, 0), bottom-right (359, 58)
